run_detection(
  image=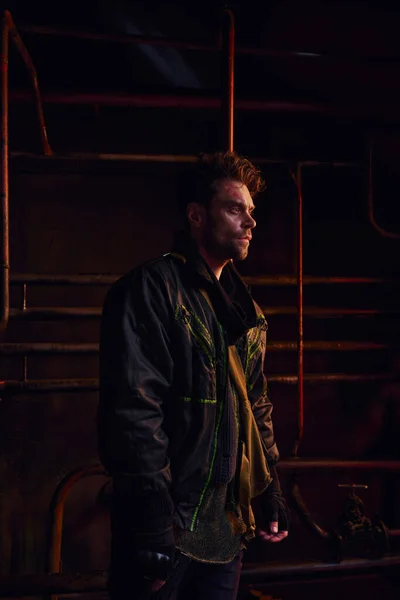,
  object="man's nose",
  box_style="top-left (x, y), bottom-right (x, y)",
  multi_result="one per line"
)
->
top-left (245, 213), bottom-right (256, 229)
